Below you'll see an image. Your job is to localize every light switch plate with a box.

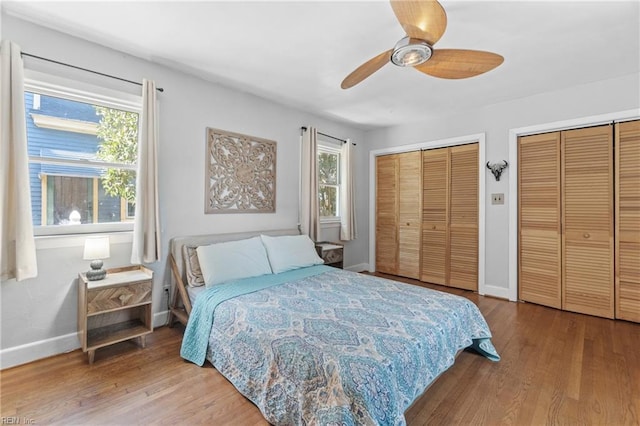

[491,193,504,205]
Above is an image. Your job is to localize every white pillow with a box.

[260,234,324,274]
[196,237,272,287]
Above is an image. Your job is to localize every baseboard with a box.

[1,310,172,370]
[482,284,513,301]
[153,310,169,328]
[345,263,369,273]
[0,332,80,370]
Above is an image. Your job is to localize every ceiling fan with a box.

[341,0,504,89]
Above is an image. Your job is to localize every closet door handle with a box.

[583,232,590,239]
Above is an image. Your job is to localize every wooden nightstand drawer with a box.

[315,241,344,269]
[323,248,343,264]
[87,281,152,314]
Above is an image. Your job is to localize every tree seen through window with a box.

[318,149,340,218]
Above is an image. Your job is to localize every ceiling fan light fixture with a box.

[391,37,433,67]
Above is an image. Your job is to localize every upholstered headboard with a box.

[169,228,300,287]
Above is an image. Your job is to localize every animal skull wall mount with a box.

[486,161,508,181]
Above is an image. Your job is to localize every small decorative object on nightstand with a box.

[315,241,344,269]
[78,265,153,364]
[83,236,110,281]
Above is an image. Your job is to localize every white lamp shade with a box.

[83,236,111,260]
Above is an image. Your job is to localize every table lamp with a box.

[83,236,110,281]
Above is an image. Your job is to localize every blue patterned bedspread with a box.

[181,266,499,426]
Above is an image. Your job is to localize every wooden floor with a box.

[2,274,639,425]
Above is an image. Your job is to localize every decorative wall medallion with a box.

[205,128,277,213]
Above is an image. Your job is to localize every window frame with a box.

[317,142,342,224]
[24,73,142,236]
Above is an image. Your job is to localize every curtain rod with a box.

[21,52,164,93]
[300,126,356,146]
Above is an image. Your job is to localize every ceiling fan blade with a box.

[415,49,504,79]
[341,49,393,89]
[390,0,447,45]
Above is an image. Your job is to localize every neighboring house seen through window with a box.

[24,86,141,235]
[318,143,341,221]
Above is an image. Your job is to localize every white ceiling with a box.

[3,1,640,130]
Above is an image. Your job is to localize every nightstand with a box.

[78,265,153,364]
[315,241,344,269]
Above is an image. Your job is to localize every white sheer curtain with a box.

[299,127,320,241]
[340,140,357,241]
[0,40,38,281]
[131,79,161,264]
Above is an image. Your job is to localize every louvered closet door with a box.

[518,132,562,308]
[562,125,614,318]
[398,151,422,279]
[376,155,399,274]
[449,144,478,290]
[616,120,640,322]
[421,148,448,285]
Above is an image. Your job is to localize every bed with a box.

[170,229,499,426]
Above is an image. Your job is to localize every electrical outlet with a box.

[163,287,170,311]
[491,193,504,205]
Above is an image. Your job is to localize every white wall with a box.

[0,14,368,368]
[362,71,640,299]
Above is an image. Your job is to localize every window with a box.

[318,144,341,221]
[24,82,141,235]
